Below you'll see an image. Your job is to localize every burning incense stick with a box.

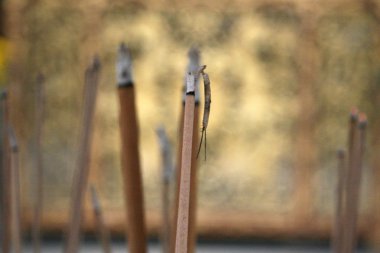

[333,149,345,253]
[117,43,146,253]
[8,126,21,253]
[343,113,367,253]
[175,72,196,253]
[65,57,101,253]
[171,48,201,253]
[1,90,11,253]
[33,73,45,253]
[156,126,174,253]
[90,186,112,253]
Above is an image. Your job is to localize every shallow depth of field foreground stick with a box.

[64,57,101,253]
[8,126,21,253]
[90,186,112,253]
[171,48,201,253]
[175,72,197,253]
[156,126,174,253]
[343,113,367,253]
[333,149,345,253]
[1,91,11,253]
[33,73,45,253]
[116,43,146,253]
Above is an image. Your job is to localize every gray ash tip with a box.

[117,42,133,86]
[92,55,101,70]
[36,73,45,84]
[1,90,7,100]
[336,149,345,159]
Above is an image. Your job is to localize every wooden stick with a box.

[1,91,11,253]
[171,47,201,253]
[188,104,199,253]
[33,73,45,253]
[332,149,345,253]
[343,113,367,253]
[117,43,147,253]
[64,57,101,253]
[8,126,21,253]
[175,72,196,253]
[156,126,174,253]
[90,186,112,253]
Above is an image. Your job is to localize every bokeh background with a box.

[1,0,380,246]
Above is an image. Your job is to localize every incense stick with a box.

[156,126,174,253]
[8,126,21,253]
[343,113,367,253]
[175,72,196,253]
[65,57,101,253]
[171,47,201,253]
[33,73,45,253]
[1,90,11,253]
[333,149,345,253]
[117,43,147,253]
[90,186,112,253]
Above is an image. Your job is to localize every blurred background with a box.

[1,0,380,250]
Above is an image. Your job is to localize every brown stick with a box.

[33,73,45,253]
[1,91,11,253]
[333,149,345,253]
[8,126,21,253]
[117,43,146,253]
[342,113,367,253]
[156,126,174,253]
[175,72,196,253]
[187,104,199,253]
[64,57,101,253]
[90,186,112,253]
[170,102,184,253]
[171,47,201,253]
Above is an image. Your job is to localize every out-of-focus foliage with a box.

[5,1,380,221]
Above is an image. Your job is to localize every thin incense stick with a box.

[341,108,359,253]
[117,43,146,253]
[33,73,45,253]
[90,186,112,253]
[333,149,345,253]
[1,91,11,253]
[64,57,101,253]
[8,126,21,253]
[175,72,196,253]
[343,113,367,253]
[171,47,201,253]
[156,126,174,253]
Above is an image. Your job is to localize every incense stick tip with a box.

[350,107,359,121]
[92,55,101,70]
[336,149,345,159]
[117,42,133,87]
[358,113,368,129]
[1,90,7,100]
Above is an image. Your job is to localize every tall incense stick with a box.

[8,126,21,253]
[175,72,196,253]
[1,91,11,253]
[64,57,101,253]
[33,73,45,253]
[117,43,147,253]
[171,47,201,253]
[333,149,345,253]
[156,126,174,253]
[90,186,112,253]
[343,113,367,253]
